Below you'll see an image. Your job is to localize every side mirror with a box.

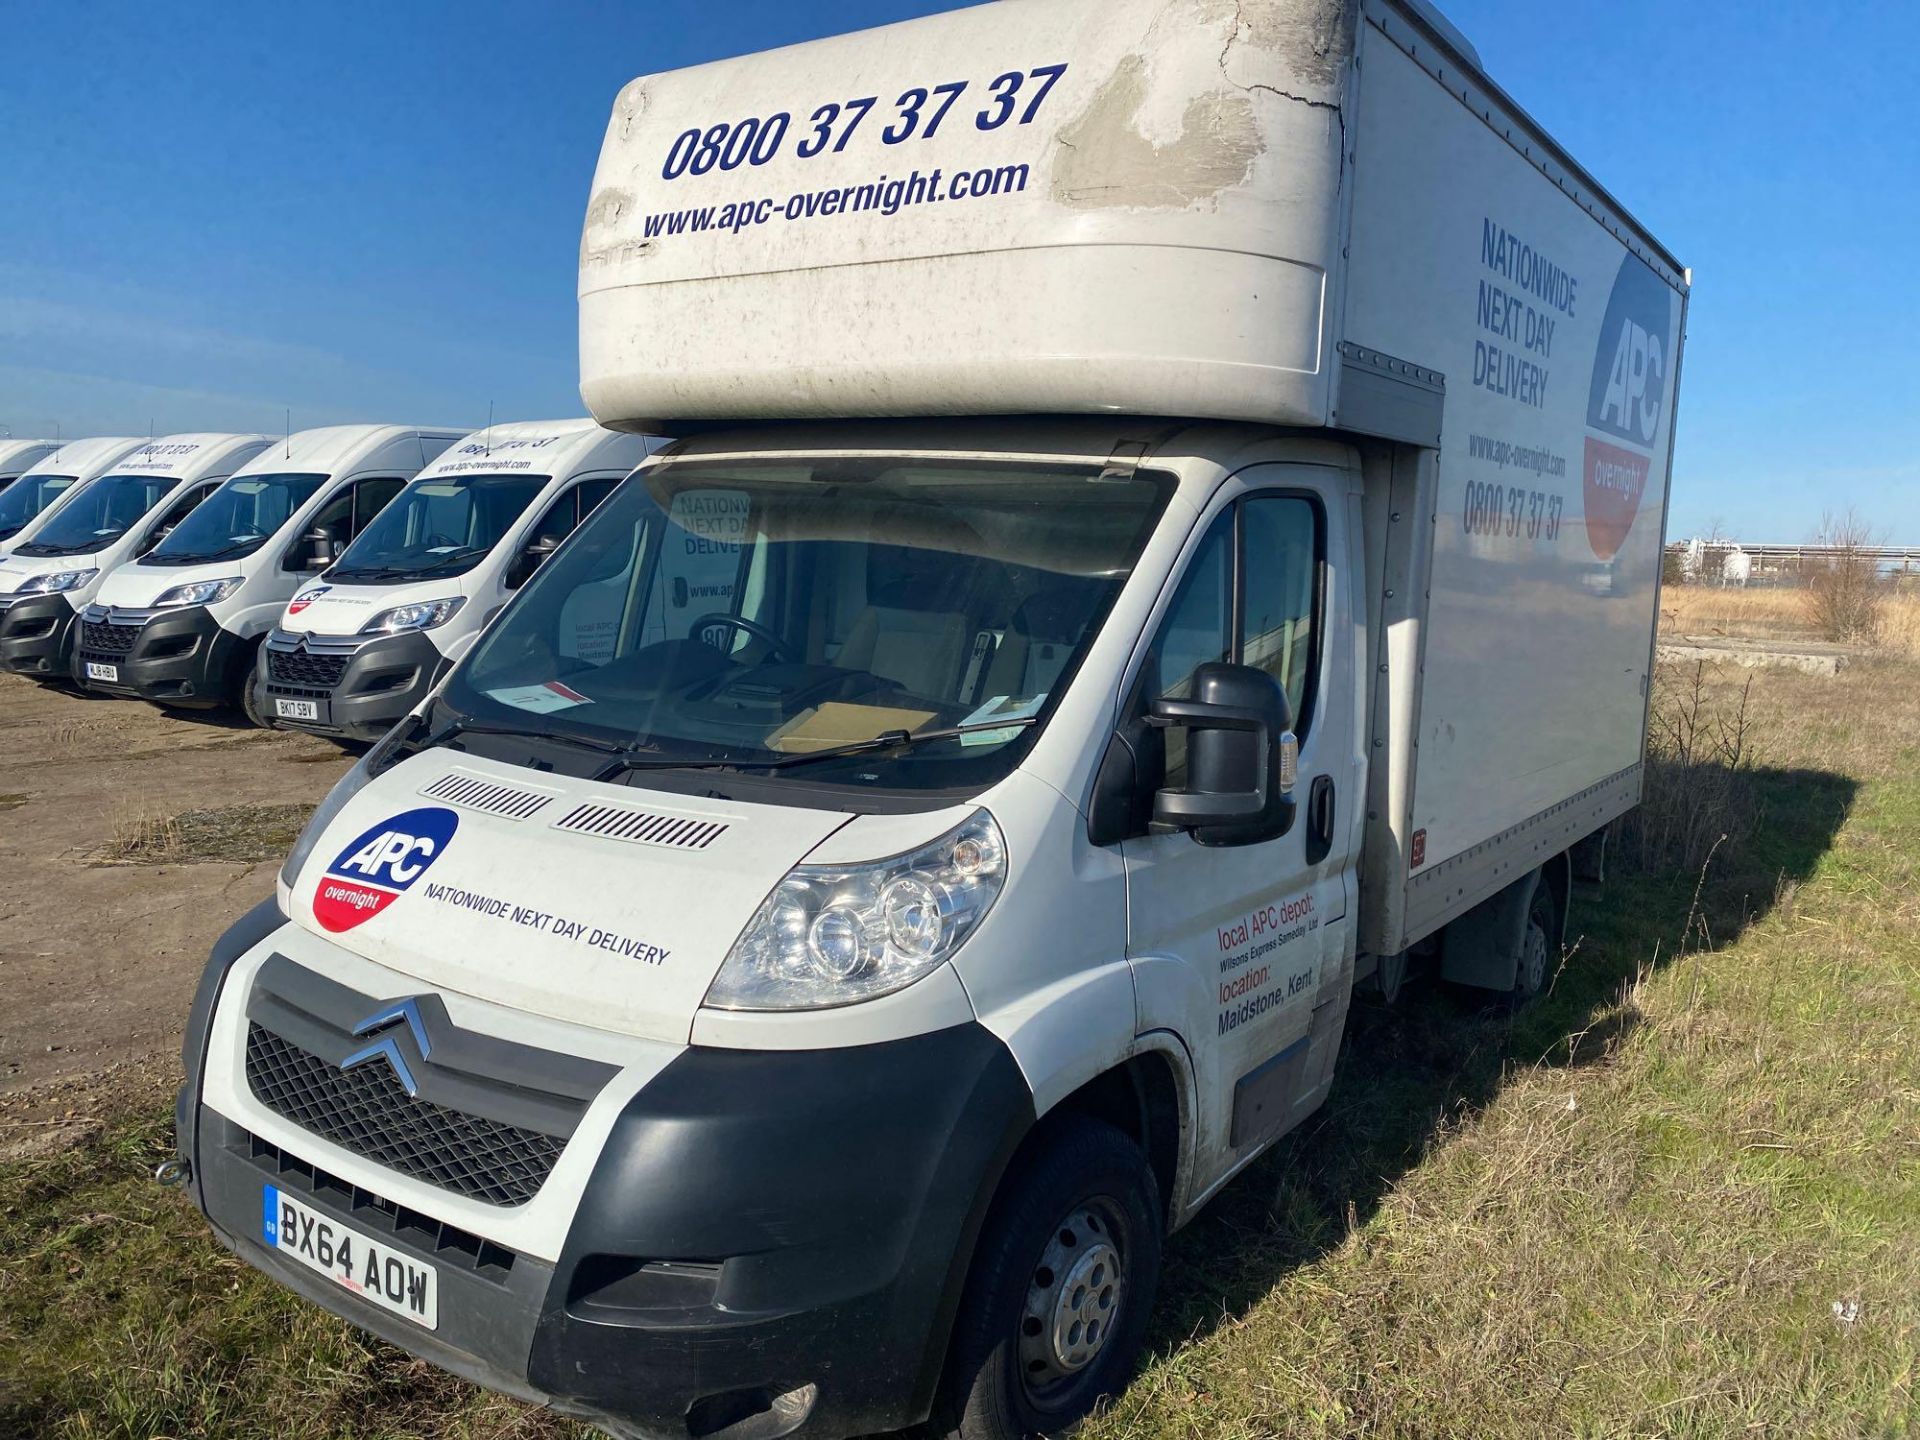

[1147,662,1297,846]
[297,528,339,570]
[507,535,561,589]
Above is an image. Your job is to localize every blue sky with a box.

[1,1,1913,541]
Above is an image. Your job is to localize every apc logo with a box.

[1582,256,1675,561]
[312,806,459,933]
[288,585,331,616]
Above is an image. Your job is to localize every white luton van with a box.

[171,2,1688,1437]
[0,436,145,554]
[254,420,657,742]
[76,425,464,717]
[0,433,272,681]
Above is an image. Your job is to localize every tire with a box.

[1509,878,1557,1006]
[239,647,270,729]
[936,1117,1163,1440]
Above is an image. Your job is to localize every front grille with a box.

[81,620,138,655]
[268,648,348,688]
[245,1024,564,1207]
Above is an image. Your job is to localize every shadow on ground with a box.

[1141,762,1857,1353]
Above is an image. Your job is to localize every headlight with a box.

[706,809,1007,1011]
[276,716,419,892]
[18,568,98,595]
[153,577,241,608]
[361,596,464,635]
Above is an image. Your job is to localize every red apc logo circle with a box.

[312,805,460,933]
[288,585,330,616]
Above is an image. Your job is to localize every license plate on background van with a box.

[85,662,118,682]
[275,698,320,721]
[262,1184,438,1328]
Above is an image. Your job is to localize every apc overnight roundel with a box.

[1582,255,1675,562]
[312,806,460,933]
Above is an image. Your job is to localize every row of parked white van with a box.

[0,421,657,740]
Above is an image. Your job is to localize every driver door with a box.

[1120,465,1361,1200]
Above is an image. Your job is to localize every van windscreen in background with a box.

[0,474,78,542]
[146,473,327,565]
[10,474,178,557]
[327,473,550,582]
[440,456,1172,796]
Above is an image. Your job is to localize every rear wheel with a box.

[937,1118,1162,1439]
[1510,879,1557,1005]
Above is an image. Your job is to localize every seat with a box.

[979,585,1099,700]
[836,605,970,697]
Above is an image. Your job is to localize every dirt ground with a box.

[0,671,352,1148]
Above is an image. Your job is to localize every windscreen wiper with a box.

[592,716,1041,782]
[429,714,626,757]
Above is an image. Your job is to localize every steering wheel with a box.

[421,532,462,551]
[690,611,791,663]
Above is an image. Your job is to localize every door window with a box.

[138,481,218,557]
[1132,494,1323,785]
[351,478,406,533]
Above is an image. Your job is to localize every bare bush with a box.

[1802,508,1886,643]
[1625,663,1758,876]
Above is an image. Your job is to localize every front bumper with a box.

[0,592,79,678]
[256,627,447,742]
[73,603,246,707]
[178,918,1033,1440]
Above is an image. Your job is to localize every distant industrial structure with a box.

[1670,537,1920,587]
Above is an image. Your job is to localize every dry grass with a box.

[92,804,314,866]
[4,661,1919,1439]
[1663,585,1920,657]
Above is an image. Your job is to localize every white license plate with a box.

[262,1184,438,1329]
[275,698,320,721]
[85,661,118,682]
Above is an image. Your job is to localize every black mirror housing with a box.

[1148,662,1297,847]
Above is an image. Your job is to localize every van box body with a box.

[175,4,1688,1438]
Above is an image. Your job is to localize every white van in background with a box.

[0,437,144,554]
[0,439,60,496]
[0,434,272,682]
[256,420,657,742]
[76,425,464,718]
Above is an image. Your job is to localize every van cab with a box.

[255,420,656,741]
[0,434,272,682]
[0,439,60,496]
[0,437,143,554]
[76,425,464,717]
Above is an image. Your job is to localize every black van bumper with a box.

[255,629,446,742]
[177,917,1033,1439]
[72,604,247,707]
[0,593,80,678]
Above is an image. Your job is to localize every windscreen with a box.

[328,473,550,582]
[443,456,1171,792]
[0,474,78,541]
[10,474,178,557]
[147,472,327,565]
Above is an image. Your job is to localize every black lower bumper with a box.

[0,593,80,678]
[73,604,248,707]
[179,919,1033,1439]
[256,629,446,742]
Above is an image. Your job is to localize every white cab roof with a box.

[0,440,59,476]
[99,432,274,482]
[19,437,148,483]
[413,418,655,483]
[233,424,469,478]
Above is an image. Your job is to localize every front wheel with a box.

[937,1118,1162,1439]
[239,647,270,729]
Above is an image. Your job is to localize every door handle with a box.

[1305,775,1335,865]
